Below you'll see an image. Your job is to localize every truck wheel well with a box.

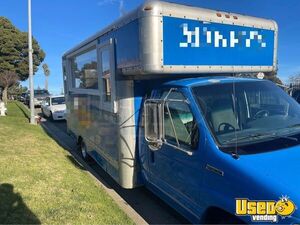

[201,207,245,224]
[77,136,83,145]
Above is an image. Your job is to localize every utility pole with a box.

[28,0,36,124]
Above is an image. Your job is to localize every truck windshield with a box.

[193,80,300,149]
[34,90,49,95]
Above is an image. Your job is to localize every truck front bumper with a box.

[52,112,66,120]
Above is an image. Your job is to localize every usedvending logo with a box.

[236,196,297,223]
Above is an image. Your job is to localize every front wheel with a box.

[49,111,54,121]
[215,213,245,224]
[41,108,45,117]
[204,209,245,224]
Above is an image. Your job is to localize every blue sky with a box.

[0,0,299,94]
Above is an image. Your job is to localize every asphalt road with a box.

[37,108,189,224]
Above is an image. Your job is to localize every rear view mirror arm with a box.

[163,88,177,101]
[165,102,180,147]
[164,142,194,156]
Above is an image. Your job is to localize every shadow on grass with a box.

[0,183,40,224]
[15,102,30,122]
[66,155,86,170]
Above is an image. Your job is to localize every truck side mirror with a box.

[144,99,164,150]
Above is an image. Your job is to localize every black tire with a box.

[41,108,45,117]
[204,209,245,224]
[79,140,92,162]
[49,111,54,121]
[215,213,245,224]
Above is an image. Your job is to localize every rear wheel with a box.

[79,140,92,162]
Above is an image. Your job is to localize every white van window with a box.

[71,48,98,89]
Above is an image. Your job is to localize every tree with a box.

[236,70,283,85]
[289,73,300,86]
[42,63,50,90]
[0,17,45,103]
[264,70,283,85]
[8,83,23,99]
[0,71,19,104]
[21,86,28,93]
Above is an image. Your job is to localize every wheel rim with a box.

[81,143,87,158]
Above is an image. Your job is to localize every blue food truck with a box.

[63,1,300,224]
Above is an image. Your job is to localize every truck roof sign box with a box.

[163,17,275,67]
[64,1,278,76]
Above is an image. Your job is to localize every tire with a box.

[79,140,92,162]
[215,213,245,224]
[49,111,54,121]
[41,108,45,117]
[204,209,245,224]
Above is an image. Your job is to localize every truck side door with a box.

[144,88,205,219]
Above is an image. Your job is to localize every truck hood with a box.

[50,104,66,111]
[239,145,300,210]
[241,146,300,189]
[35,94,49,98]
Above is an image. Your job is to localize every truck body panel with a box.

[63,1,278,76]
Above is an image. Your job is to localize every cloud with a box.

[119,0,125,16]
[97,0,125,16]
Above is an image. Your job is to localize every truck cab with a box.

[141,77,300,224]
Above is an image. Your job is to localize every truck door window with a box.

[162,91,198,149]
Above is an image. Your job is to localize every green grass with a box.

[0,101,134,225]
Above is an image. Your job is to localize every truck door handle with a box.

[205,164,224,176]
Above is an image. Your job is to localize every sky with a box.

[0,0,299,94]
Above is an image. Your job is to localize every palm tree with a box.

[42,63,50,91]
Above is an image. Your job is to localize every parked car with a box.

[19,92,28,103]
[41,95,66,121]
[26,89,50,107]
